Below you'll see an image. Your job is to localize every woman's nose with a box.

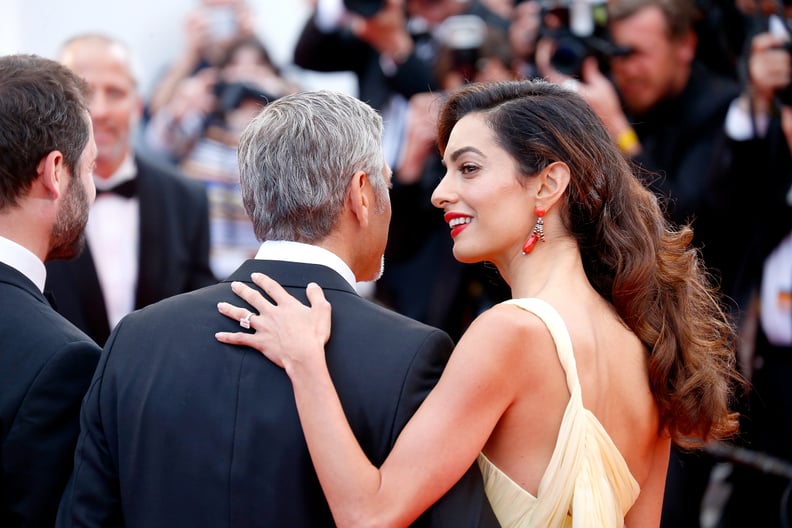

[430,176,451,209]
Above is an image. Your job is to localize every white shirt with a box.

[254,240,357,289]
[0,235,46,292]
[87,154,139,329]
[760,231,792,346]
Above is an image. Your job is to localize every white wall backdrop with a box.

[0,0,355,98]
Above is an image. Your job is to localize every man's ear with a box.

[35,150,67,200]
[536,161,570,208]
[347,170,371,228]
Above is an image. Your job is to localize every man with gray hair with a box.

[57,90,497,527]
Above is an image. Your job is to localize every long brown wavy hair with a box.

[436,79,741,447]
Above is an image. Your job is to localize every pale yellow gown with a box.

[477,298,641,527]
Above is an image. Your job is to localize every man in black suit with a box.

[57,90,497,527]
[0,54,102,528]
[45,34,216,346]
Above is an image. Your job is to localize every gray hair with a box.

[238,90,386,242]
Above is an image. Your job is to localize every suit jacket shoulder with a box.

[0,263,100,527]
[61,260,496,527]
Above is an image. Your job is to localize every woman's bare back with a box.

[477,292,667,521]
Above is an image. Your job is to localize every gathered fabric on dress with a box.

[477,298,641,528]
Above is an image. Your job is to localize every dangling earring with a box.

[522,206,546,255]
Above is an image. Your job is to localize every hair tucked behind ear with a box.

[437,79,741,447]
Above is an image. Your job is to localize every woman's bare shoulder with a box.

[456,301,561,372]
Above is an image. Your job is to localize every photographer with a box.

[375,20,516,342]
[145,35,299,278]
[537,1,741,524]
[293,0,508,161]
[291,0,509,319]
[537,0,739,278]
[145,35,296,164]
[146,0,256,119]
[716,6,792,524]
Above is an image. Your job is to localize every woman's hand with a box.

[215,273,332,374]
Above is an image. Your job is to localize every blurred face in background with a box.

[608,5,695,115]
[60,37,143,179]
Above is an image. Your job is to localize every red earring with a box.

[522,206,546,255]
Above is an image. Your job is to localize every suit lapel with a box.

[72,245,112,343]
[135,160,164,309]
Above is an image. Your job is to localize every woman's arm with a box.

[216,273,519,527]
[624,435,670,527]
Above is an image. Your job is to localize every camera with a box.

[539,0,631,78]
[342,0,386,18]
[213,81,275,113]
[435,15,489,82]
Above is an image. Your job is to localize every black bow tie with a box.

[97,178,137,199]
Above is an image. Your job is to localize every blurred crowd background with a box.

[0,0,355,97]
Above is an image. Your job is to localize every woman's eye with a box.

[460,164,478,174]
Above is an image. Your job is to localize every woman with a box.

[216,79,740,527]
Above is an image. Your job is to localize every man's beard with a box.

[47,174,90,261]
[375,254,385,282]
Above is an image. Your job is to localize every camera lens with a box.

[551,36,588,77]
[342,0,386,17]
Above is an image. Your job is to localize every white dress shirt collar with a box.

[0,235,46,292]
[254,240,357,289]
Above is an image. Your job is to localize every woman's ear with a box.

[536,161,570,208]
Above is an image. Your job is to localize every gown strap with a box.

[498,297,641,527]
[502,298,581,399]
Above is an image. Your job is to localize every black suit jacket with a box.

[45,154,216,346]
[0,262,101,528]
[57,259,498,527]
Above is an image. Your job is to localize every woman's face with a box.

[432,113,536,267]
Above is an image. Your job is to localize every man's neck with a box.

[95,150,133,180]
[0,213,48,262]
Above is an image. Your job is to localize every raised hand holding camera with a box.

[536,0,631,79]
